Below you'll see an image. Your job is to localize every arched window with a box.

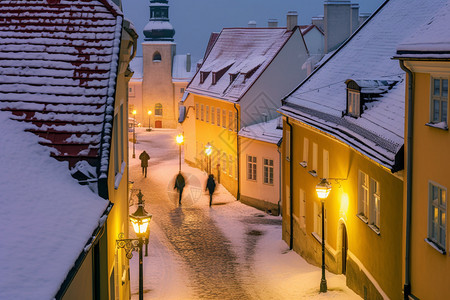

[155,103,163,116]
[153,52,161,62]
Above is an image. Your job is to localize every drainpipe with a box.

[285,117,294,250]
[277,144,282,216]
[399,60,414,300]
[234,103,241,200]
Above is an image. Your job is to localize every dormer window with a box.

[230,73,238,83]
[346,79,362,118]
[200,71,210,84]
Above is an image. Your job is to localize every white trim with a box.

[114,161,127,190]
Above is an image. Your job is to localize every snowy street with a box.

[128,128,360,299]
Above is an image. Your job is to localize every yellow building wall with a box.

[62,250,94,300]
[281,117,403,300]
[403,61,450,300]
[193,94,239,196]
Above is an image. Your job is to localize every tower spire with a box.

[143,0,175,41]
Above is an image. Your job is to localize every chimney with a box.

[350,3,359,34]
[286,11,298,31]
[268,18,278,28]
[186,53,191,73]
[248,20,257,28]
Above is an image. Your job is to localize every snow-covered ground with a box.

[128,127,360,299]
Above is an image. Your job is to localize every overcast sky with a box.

[122,0,385,62]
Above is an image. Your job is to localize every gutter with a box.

[399,60,414,300]
[285,117,294,249]
[55,202,113,299]
[234,103,240,200]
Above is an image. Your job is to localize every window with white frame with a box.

[323,149,329,179]
[263,158,274,185]
[206,105,209,123]
[348,90,360,117]
[196,103,199,119]
[301,137,309,167]
[430,78,448,124]
[216,108,221,127]
[234,112,238,132]
[247,155,257,181]
[211,106,215,124]
[201,104,204,121]
[358,171,369,220]
[222,153,227,173]
[300,188,306,229]
[428,182,446,250]
[228,154,233,176]
[222,110,226,128]
[155,103,163,116]
[370,178,380,230]
[228,111,233,131]
[314,201,327,239]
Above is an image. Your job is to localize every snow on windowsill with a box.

[114,161,127,190]
[299,161,307,168]
[424,238,446,255]
[356,214,369,224]
[368,224,380,235]
[426,122,448,130]
[308,170,318,177]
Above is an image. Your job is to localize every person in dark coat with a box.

[139,150,150,177]
[206,174,216,207]
[174,172,185,205]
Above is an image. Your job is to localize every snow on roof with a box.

[130,56,144,79]
[0,111,108,299]
[239,117,283,144]
[187,28,293,102]
[280,0,448,171]
[0,0,123,170]
[172,54,196,81]
[395,1,450,58]
[300,24,323,36]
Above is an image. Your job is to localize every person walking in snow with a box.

[139,150,150,178]
[174,172,185,205]
[206,174,216,207]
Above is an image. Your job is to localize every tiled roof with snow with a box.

[280,0,448,171]
[395,1,450,59]
[0,111,109,299]
[172,54,195,81]
[187,28,293,102]
[300,24,323,36]
[0,0,123,173]
[239,117,283,144]
[130,56,143,80]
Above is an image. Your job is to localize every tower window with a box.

[155,103,163,116]
[153,52,162,62]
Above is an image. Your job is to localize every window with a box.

[201,104,204,121]
[155,103,163,116]
[430,78,448,124]
[263,158,274,185]
[358,171,369,220]
[228,155,233,176]
[428,182,446,250]
[323,149,329,179]
[234,112,238,132]
[314,201,327,239]
[228,111,233,131]
[310,142,318,177]
[114,114,119,174]
[129,86,135,97]
[180,88,185,93]
[120,105,124,163]
[222,153,227,173]
[300,188,306,229]
[222,110,226,128]
[247,155,257,181]
[152,51,161,62]
[206,105,209,123]
[216,108,221,127]
[211,107,215,124]
[370,179,380,230]
[301,137,309,167]
[348,90,360,117]
[196,103,199,119]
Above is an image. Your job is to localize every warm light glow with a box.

[148,110,152,115]
[340,193,349,217]
[316,178,331,199]
[129,205,152,237]
[176,134,184,145]
[132,110,137,115]
[205,143,212,156]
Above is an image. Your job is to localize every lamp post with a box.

[117,190,152,300]
[205,142,212,174]
[316,178,331,293]
[176,133,184,173]
[147,110,152,132]
[132,110,137,158]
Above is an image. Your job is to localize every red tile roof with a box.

[0,0,123,170]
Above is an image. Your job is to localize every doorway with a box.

[341,224,348,274]
[155,120,162,128]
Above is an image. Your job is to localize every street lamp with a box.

[316,178,331,293]
[146,110,152,132]
[117,190,152,300]
[176,133,184,173]
[132,110,137,158]
[205,142,212,174]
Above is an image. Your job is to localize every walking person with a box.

[139,150,150,178]
[174,172,185,205]
[206,174,216,207]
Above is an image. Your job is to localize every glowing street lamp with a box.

[116,190,152,300]
[176,134,184,172]
[316,178,331,293]
[147,110,152,131]
[205,143,212,174]
[132,110,137,158]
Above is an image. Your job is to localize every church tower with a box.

[142,0,177,128]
